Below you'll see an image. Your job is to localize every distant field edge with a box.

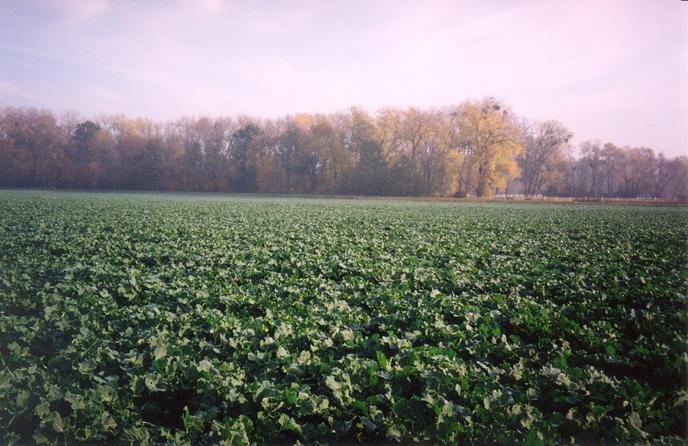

[1,187,687,206]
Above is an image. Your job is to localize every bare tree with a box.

[519,120,571,196]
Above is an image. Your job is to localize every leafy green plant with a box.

[0,191,686,444]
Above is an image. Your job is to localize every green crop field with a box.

[1,191,686,445]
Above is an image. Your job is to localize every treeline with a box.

[1,99,686,198]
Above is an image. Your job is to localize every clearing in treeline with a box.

[0,190,686,445]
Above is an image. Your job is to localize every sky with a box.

[0,0,686,156]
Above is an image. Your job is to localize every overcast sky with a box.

[0,0,686,155]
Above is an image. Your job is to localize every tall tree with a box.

[519,120,571,197]
[663,156,688,199]
[230,123,262,192]
[454,98,523,197]
[310,116,352,193]
[618,147,656,197]
[600,143,622,196]
[0,108,66,187]
[579,141,604,197]
[349,108,389,195]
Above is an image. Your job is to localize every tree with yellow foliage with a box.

[453,98,523,197]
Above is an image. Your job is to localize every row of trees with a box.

[1,99,686,198]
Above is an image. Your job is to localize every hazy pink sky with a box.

[0,0,686,155]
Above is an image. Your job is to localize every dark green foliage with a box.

[70,121,101,165]
[0,191,686,445]
[230,124,262,193]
